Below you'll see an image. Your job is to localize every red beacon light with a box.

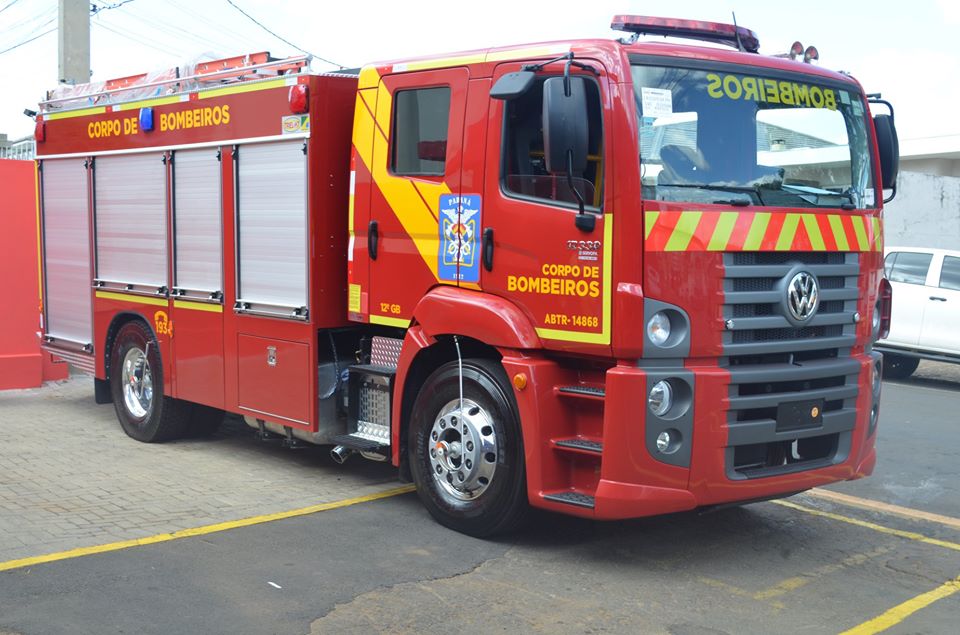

[611,15,760,53]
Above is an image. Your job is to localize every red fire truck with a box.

[34,16,898,536]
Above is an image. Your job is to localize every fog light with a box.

[647,312,671,346]
[648,380,673,416]
[656,430,672,453]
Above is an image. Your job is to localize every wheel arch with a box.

[393,327,506,480]
[103,311,159,384]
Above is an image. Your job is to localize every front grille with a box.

[722,252,860,355]
[722,251,862,479]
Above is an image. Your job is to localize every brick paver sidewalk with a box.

[0,377,400,563]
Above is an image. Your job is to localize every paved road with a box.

[1,361,958,635]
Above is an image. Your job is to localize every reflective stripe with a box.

[645,210,882,252]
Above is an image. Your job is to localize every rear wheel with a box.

[109,320,188,442]
[409,358,528,537]
[882,353,919,380]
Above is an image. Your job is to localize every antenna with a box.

[731,12,746,52]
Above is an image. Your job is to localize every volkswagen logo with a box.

[787,271,819,322]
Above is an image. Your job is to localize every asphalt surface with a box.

[1,360,958,635]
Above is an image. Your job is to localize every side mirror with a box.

[873,113,899,192]
[542,76,588,175]
[490,71,535,100]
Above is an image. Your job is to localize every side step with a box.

[543,491,596,509]
[330,433,389,453]
[555,385,605,400]
[553,437,603,455]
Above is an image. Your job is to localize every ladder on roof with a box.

[41,52,310,112]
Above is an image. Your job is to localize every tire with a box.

[109,320,188,443]
[882,353,919,380]
[185,403,225,438]
[408,358,529,537]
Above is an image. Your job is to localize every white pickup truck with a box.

[878,247,960,378]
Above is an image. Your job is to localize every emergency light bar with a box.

[612,15,760,53]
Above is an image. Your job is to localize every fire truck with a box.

[33,16,898,536]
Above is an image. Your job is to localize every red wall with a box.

[0,158,68,389]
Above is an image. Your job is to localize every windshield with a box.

[632,64,875,209]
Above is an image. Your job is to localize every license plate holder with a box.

[776,398,824,432]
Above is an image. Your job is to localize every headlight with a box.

[647,312,671,346]
[648,380,673,416]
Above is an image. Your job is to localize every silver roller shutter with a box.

[236,141,308,315]
[94,153,167,288]
[173,149,222,296]
[42,159,92,345]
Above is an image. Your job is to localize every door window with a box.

[501,76,604,209]
[391,87,451,177]
[887,252,932,285]
[939,255,960,291]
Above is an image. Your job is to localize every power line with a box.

[223,0,342,68]
[0,25,55,56]
[0,0,22,17]
[90,0,137,16]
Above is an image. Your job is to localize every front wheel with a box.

[409,358,528,537]
[882,353,919,380]
[109,320,188,442]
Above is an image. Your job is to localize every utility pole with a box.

[58,0,90,85]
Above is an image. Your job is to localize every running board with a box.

[543,491,596,509]
[553,437,603,455]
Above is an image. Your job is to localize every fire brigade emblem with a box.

[438,194,482,283]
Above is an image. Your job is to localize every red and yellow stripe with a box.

[644,210,882,252]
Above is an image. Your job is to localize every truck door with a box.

[478,62,612,352]
[362,67,470,326]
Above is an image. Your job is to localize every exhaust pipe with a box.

[330,445,354,465]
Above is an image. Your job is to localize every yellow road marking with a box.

[839,576,960,635]
[772,499,960,552]
[808,489,960,531]
[753,546,893,600]
[0,485,414,573]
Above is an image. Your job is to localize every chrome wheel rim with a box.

[121,346,153,419]
[429,398,498,501]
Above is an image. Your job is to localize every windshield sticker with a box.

[839,90,851,105]
[705,73,838,110]
[852,100,864,116]
[641,87,673,118]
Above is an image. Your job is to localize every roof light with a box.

[288,84,308,114]
[611,15,760,53]
[139,107,154,132]
[789,41,804,60]
[34,120,45,143]
[803,45,819,64]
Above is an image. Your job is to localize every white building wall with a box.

[884,171,960,251]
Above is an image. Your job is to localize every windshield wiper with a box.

[658,182,763,205]
[781,184,856,209]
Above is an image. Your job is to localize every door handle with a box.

[929,296,947,301]
[482,227,494,272]
[368,220,379,260]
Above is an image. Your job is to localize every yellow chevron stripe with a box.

[851,216,869,251]
[708,211,738,251]
[644,211,659,239]
[872,217,883,252]
[743,212,771,250]
[664,211,702,251]
[828,215,849,250]
[775,213,800,250]
[801,214,826,251]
